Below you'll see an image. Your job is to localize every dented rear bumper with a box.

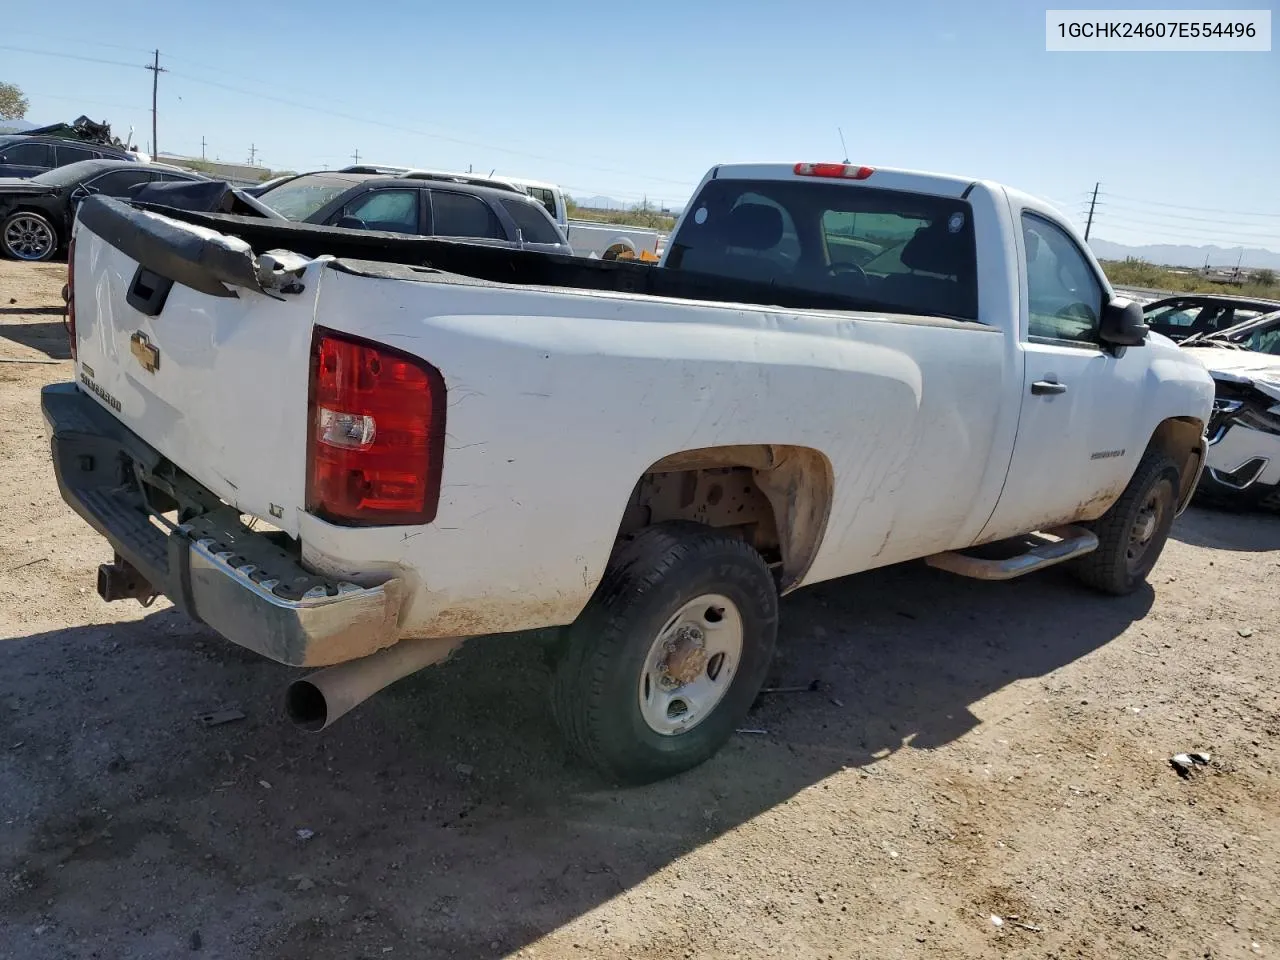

[42,382,403,667]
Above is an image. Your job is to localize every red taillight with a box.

[64,235,77,361]
[793,162,874,180]
[306,328,447,526]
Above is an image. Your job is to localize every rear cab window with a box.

[666,178,978,321]
[526,186,559,220]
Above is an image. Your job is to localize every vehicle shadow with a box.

[0,319,71,360]
[1172,504,1280,552]
[0,561,1151,959]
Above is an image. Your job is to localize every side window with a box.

[0,141,54,167]
[1144,301,1205,330]
[55,143,98,166]
[431,191,504,239]
[1225,307,1265,328]
[87,170,154,196]
[499,199,562,244]
[335,189,419,234]
[1022,213,1104,344]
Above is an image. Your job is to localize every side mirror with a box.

[335,216,366,230]
[1099,296,1147,347]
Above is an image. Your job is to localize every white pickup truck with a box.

[45,160,1214,784]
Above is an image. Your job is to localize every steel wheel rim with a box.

[4,216,54,260]
[1126,485,1169,572]
[638,593,743,736]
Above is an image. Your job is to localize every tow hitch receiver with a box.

[97,554,158,605]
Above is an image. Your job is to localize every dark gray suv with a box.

[0,135,143,178]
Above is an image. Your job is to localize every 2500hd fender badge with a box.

[130,331,160,374]
[80,372,121,412]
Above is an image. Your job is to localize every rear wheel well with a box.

[614,444,833,592]
[1145,416,1205,505]
[601,241,636,261]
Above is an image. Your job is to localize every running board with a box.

[924,525,1099,581]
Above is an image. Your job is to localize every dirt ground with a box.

[0,257,1277,960]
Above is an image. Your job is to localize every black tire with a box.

[1,211,59,262]
[1070,449,1180,595]
[552,523,778,784]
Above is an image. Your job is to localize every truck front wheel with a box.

[552,523,778,784]
[1070,449,1180,596]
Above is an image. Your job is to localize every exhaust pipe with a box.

[285,636,462,732]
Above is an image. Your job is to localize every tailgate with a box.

[70,197,324,537]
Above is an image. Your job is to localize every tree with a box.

[0,81,28,121]
[1254,268,1276,287]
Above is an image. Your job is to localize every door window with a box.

[87,169,154,196]
[336,189,420,233]
[0,141,54,167]
[431,191,504,239]
[55,143,99,165]
[1022,213,1104,344]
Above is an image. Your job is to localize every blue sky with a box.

[3,0,1277,252]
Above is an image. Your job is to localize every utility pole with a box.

[201,136,207,160]
[1083,181,1100,241]
[351,148,360,165]
[145,50,166,159]
[248,143,258,165]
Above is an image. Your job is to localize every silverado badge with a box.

[130,331,160,374]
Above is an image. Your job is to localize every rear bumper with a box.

[42,382,404,666]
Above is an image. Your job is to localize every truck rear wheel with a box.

[552,523,778,784]
[1070,449,1180,596]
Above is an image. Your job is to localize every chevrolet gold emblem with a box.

[130,331,160,374]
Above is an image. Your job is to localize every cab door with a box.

[978,211,1144,541]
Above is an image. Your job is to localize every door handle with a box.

[1031,380,1067,396]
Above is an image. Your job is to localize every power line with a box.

[9,42,698,192]
[1092,216,1279,246]
[1095,208,1280,237]
[1102,192,1280,219]
[0,44,143,71]
[1092,199,1280,227]
[4,29,154,56]
[163,69,694,188]
[28,91,148,112]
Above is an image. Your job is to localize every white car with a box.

[1182,309,1280,508]
[46,159,1213,783]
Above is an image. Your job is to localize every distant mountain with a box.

[570,194,684,215]
[1089,237,1280,270]
[0,119,38,134]
[572,195,631,211]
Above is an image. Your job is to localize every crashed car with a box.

[1143,294,1280,342]
[1182,309,1280,509]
